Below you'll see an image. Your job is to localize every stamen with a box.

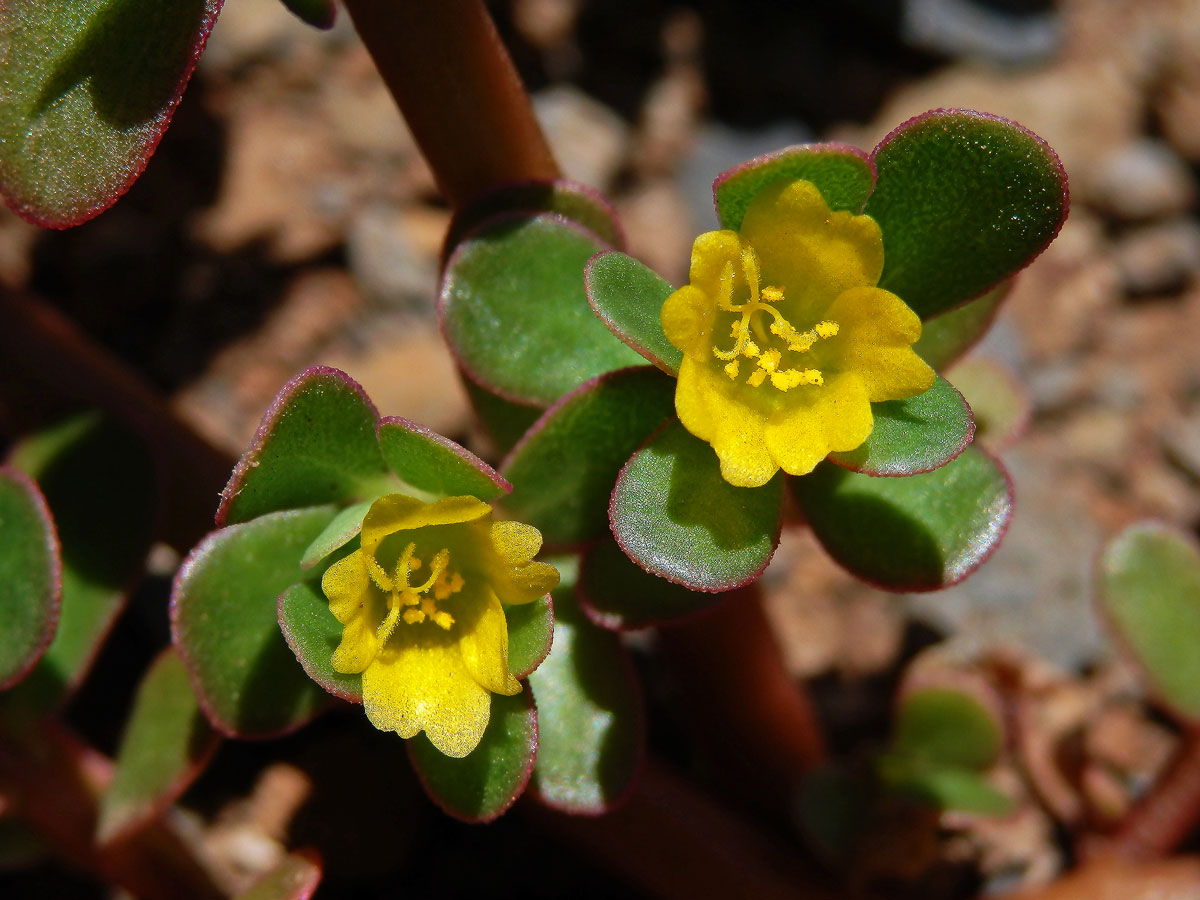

[747,369,766,387]
[724,359,740,380]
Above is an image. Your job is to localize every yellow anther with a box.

[803,368,824,386]
[815,320,839,339]
[433,569,465,601]
[402,608,425,625]
[747,369,766,387]
[742,341,760,359]
[770,371,792,391]
[432,611,455,631]
[761,285,785,303]
[759,349,781,373]
[724,359,740,380]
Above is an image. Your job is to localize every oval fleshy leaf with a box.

[96,647,220,845]
[235,851,322,900]
[0,0,223,227]
[577,539,721,630]
[529,572,643,814]
[943,357,1030,453]
[217,367,390,526]
[298,499,373,570]
[461,376,544,458]
[277,581,363,705]
[1099,522,1200,720]
[0,467,60,690]
[408,691,537,823]
[277,0,335,29]
[792,446,1013,591]
[506,594,553,679]
[501,367,675,546]
[171,506,339,738]
[912,282,1010,370]
[827,376,974,477]
[892,688,1003,770]
[867,109,1068,320]
[376,417,509,502]
[714,143,876,230]
[584,251,680,375]
[609,419,784,592]
[5,413,156,709]
[439,214,646,407]
[443,179,624,260]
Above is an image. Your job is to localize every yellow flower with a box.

[661,179,935,487]
[321,494,558,757]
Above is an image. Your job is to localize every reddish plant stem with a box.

[1096,725,1200,859]
[0,290,233,551]
[341,0,559,210]
[659,583,827,811]
[0,719,224,900]
[526,759,839,900]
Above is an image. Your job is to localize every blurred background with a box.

[4,0,1200,895]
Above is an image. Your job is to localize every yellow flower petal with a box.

[740,180,884,313]
[662,285,717,359]
[826,287,934,400]
[361,630,492,758]
[322,549,372,624]
[687,229,742,298]
[331,614,379,674]
[763,372,874,476]
[488,521,559,605]
[361,494,491,557]
[457,592,521,696]
[675,355,776,487]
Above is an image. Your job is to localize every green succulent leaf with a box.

[828,376,974,476]
[0,467,60,690]
[529,572,643,814]
[298,500,373,571]
[376,417,508,502]
[882,761,1014,816]
[913,282,1009,370]
[714,143,877,229]
[506,594,554,679]
[408,691,537,823]
[277,580,363,705]
[277,0,335,29]
[172,506,338,737]
[461,377,544,458]
[944,357,1030,452]
[96,647,220,845]
[584,251,681,374]
[792,446,1012,591]
[501,367,675,546]
[444,179,624,258]
[609,419,784,592]
[1099,522,1200,720]
[235,851,322,900]
[0,0,223,227]
[440,214,645,407]
[892,688,1003,769]
[867,109,1068,320]
[5,413,156,709]
[577,539,721,630]
[217,367,391,526]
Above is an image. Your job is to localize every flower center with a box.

[710,247,839,392]
[367,541,465,643]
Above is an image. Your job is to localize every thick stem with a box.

[0,290,233,551]
[1096,725,1200,859]
[525,759,839,900]
[659,583,827,812]
[342,0,559,209]
[0,719,224,900]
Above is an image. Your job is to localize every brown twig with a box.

[1090,724,1200,860]
[341,0,559,210]
[0,289,233,551]
[525,758,839,900]
[659,583,827,813]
